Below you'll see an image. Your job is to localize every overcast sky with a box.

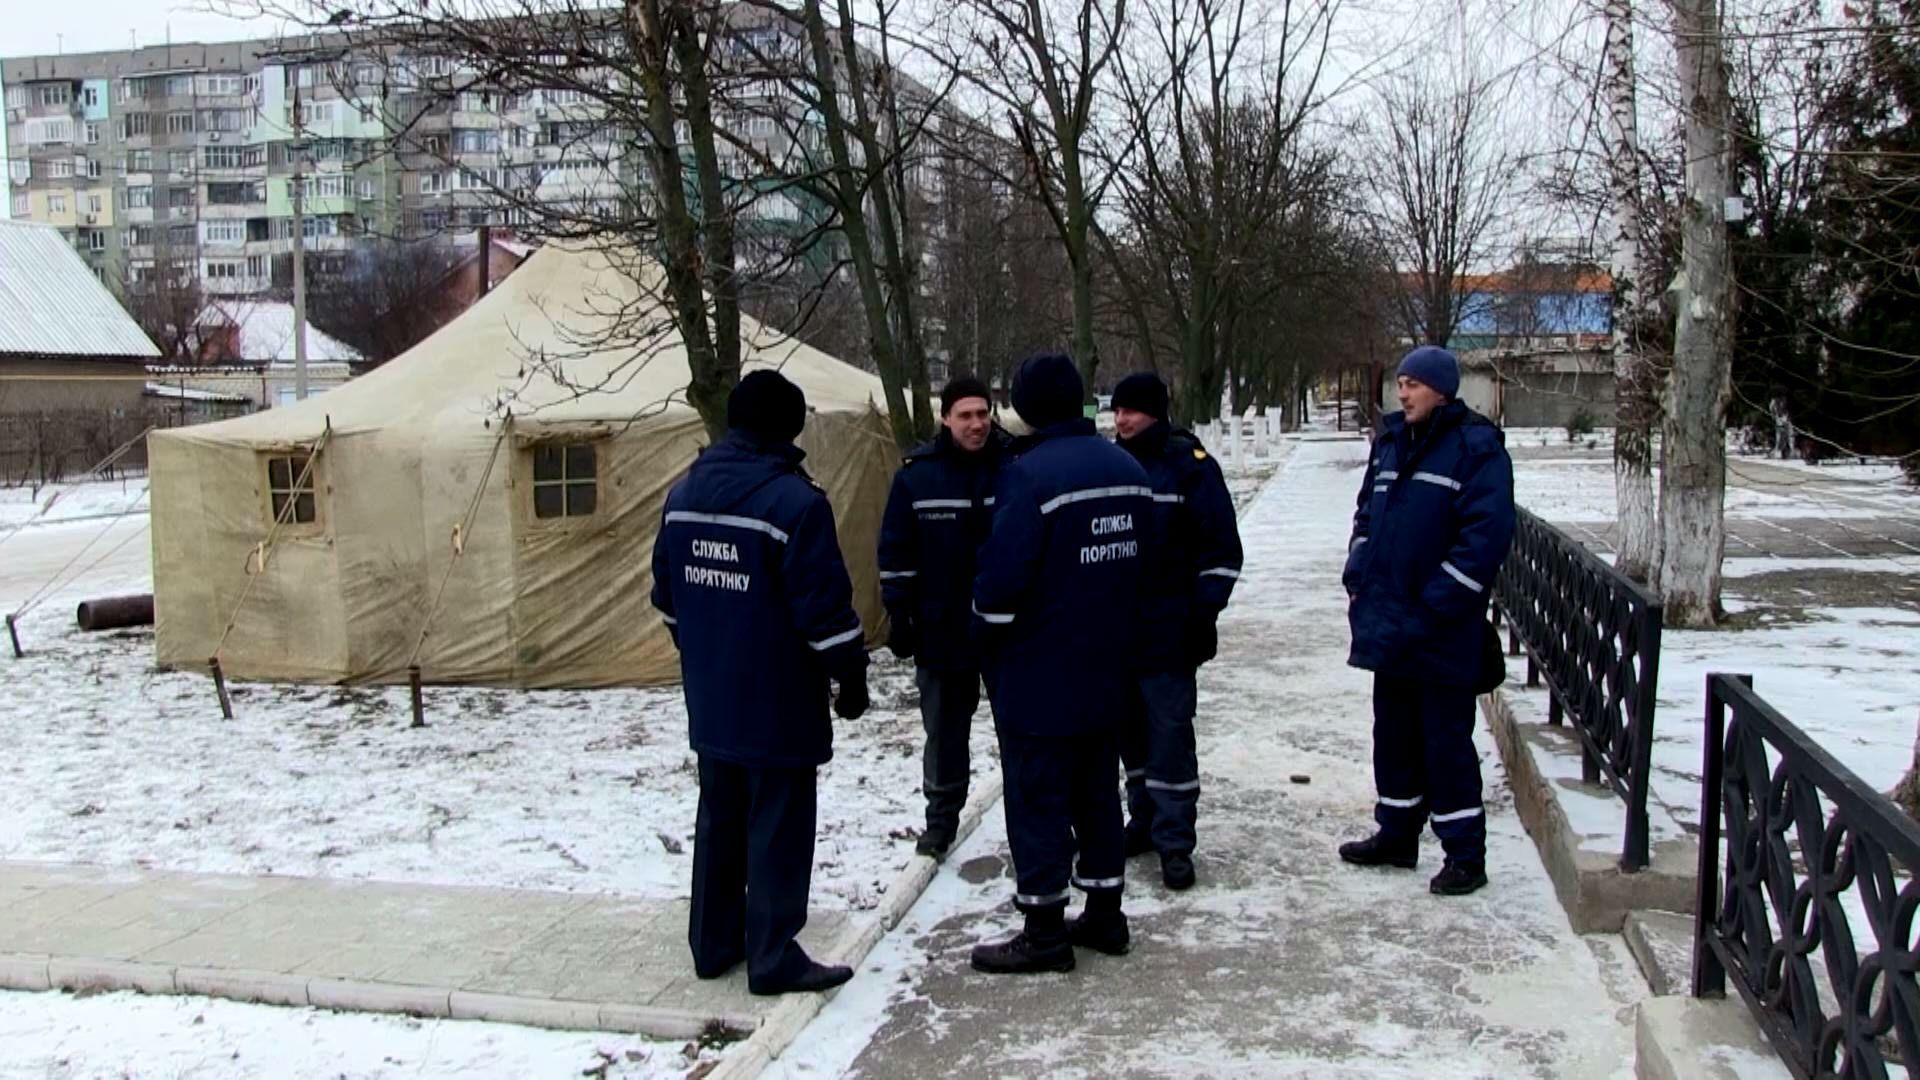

[3,2,290,59]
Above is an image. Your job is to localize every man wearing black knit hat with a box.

[877,375,1011,860]
[1109,371,1244,890]
[969,353,1152,974]
[650,369,867,995]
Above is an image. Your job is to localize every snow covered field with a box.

[1506,450,1920,851]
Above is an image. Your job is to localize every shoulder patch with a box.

[1193,448,1208,461]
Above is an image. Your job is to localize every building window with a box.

[49,159,74,178]
[203,219,244,244]
[166,112,195,135]
[27,118,74,144]
[531,443,597,519]
[169,149,194,174]
[87,230,106,251]
[4,87,25,109]
[82,85,100,109]
[206,259,242,280]
[38,84,71,107]
[121,113,150,138]
[6,160,26,185]
[266,454,317,524]
[84,121,100,145]
[128,149,152,172]
[247,254,267,278]
[86,158,102,179]
[48,194,67,214]
[169,223,195,245]
[166,75,193,97]
[87,193,103,214]
[356,176,376,200]
[9,193,27,217]
[123,185,153,209]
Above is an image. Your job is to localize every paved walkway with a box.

[776,436,1648,1079]
[0,860,846,1039]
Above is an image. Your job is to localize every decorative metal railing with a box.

[1491,507,1663,870]
[1693,673,1920,1079]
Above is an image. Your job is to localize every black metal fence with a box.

[1693,673,1920,1079]
[1491,506,1663,870]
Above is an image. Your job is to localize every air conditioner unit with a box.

[534,107,548,118]
[84,213,98,224]
[208,132,222,142]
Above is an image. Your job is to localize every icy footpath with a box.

[771,435,1647,1079]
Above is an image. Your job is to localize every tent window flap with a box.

[531,442,597,519]
[266,453,317,524]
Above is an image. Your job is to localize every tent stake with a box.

[5,614,20,658]
[210,657,234,720]
[408,665,426,728]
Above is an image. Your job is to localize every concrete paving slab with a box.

[1623,910,1697,998]
[1634,995,1790,1080]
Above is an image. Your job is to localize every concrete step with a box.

[1634,995,1790,1080]
[1623,909,1695,997]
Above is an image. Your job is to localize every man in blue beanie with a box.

[970,352,1151,973]
[1338,346,1514,896]
[1108,371,1243,891]
[650,369,866,994]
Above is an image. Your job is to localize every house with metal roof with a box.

[0,218,160,482]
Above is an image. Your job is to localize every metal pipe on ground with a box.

[75,594,155,632]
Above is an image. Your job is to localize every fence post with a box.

[1692,673,1736,998]
[1622,603,1663,871]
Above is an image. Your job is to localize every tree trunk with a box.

[1661,0,1733,627]
[1605,0,1659,585]
[1892,711,1920,821]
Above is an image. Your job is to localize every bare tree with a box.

[1659,0,1735,627]
[118,238,204,363]
[303,237,467,366]
[1603,0,1661,585]
[928,0,1131,395]
[1365,61,1514,349]
[1103,0,1341,422]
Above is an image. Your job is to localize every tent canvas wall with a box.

[149,244,896,688]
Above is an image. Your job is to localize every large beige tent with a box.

[150,244,896,688]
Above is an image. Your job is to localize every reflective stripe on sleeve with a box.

[1431,806,1484,823]
[808,627,863,652]
[972,602,1014,625]
[1412,471,1462,491]
[664,510,789,543]
[1440,561,1484,594]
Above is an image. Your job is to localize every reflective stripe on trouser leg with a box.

[916,666,979,835]
[1420,685,1486,863]
[1120,679,1153,837]
[1371,673,1429,839]
[1140,669,1200,856]
[999,731,1077,911]
[1068,727,1126,898]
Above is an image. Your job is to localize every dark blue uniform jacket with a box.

[876,426,1011,672]
[973,418,1154,737]
[650,433,867,768]
[1117,420,1245,670]
[1344,400,1515,687]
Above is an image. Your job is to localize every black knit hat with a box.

[727,370,807,443]
[1110,371,1169,420]
[940,375,992,416]
[1011,352,1084,428]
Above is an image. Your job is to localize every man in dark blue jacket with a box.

[1338,346,1515,897]
[970,353,1152,974]
[650,370,868,994]
[877,375,1010,860]
[1109,372,1244,890]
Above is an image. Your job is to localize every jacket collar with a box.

[1118,418,1172,458]
[909,423,1012,463]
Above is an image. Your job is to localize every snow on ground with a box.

[0,477,151,531]
[1512,455,1918,523]
[0,988,724,1080]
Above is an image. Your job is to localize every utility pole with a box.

[1604,0,1658,585]
[291,75,310,402]
[1661,0,1734,627]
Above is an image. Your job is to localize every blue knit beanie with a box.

[1396,346,1460,401]
[1011,352,1085,428]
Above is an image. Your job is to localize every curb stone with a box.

[706,773,1007,1080]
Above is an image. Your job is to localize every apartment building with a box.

[4,17,949,319]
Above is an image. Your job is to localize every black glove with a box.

[834,674,870,720]
[1186,614,1219,667]
[887,616,917,660]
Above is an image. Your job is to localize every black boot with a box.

[971,906,1075,975]
[916,823,955,860]
[1160,852,1196,891]
[1429,861,1488,896]
[1338,831,1418,869]
[1069,890,1130,956]
[748,957,854,996]
[1123,823,1154,858]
